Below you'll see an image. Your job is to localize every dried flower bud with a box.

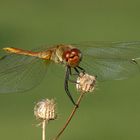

[34,99,57,121]
[76,73,96,93]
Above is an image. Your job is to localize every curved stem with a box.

[54,92,85,140]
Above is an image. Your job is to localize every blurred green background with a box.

[0,0,140,140]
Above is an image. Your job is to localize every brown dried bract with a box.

[34,99,57,121]
[76,73,96,93]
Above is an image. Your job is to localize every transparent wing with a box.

[0,50,50,93]
[73,41,140,81]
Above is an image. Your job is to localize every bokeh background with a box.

[0,0,140,140]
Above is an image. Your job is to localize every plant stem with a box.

[54,92,85,140]
[42,120,46,140]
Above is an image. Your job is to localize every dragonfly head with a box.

[63,48,82,67]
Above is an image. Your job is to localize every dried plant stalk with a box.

[54,92,84,140]
[34,99,57,140]
[42,120,47,140]
[54,73,96,140]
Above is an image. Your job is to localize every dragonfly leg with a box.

[69,66,85,76]
[68,67,80,83]
[73,66,85,76]
[68,66,85,84]
[74,67,80,74]
[77,66,85,73]
[64,66,78,107]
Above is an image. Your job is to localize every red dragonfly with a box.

[0,42,140,105]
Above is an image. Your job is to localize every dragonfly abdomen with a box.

[3,47,52,60]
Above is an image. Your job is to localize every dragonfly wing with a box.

[80,57,140,81]
[73,41,140,81]
[0,51,50,93]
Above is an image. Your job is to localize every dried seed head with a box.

[76,73,96,93]
[34,99,57,121]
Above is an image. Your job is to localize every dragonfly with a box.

[0,41,140,106]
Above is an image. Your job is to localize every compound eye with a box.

[63,50,71,62]
[63,48,82,67]
[71,48,80,56]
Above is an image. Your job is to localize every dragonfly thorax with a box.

[51,45,82,67]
